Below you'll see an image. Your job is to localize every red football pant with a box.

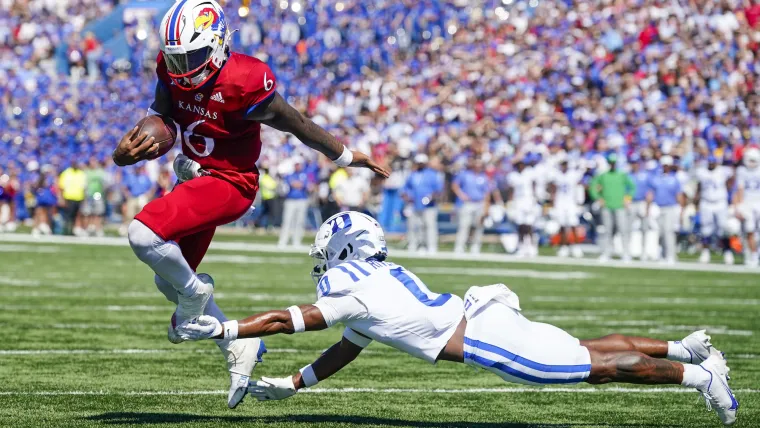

[135,176,256,270]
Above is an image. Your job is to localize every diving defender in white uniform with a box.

[177,212,738,426]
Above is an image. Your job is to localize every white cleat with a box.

[679,330,722,364]
[222,338,267,408]
[699,249,711,264]
[557,246,570,258]
[746,253,759,267]
[698,355,739,426]
[168,273,215,344]
[175,273,214,324]
[723,251,734,265]
[571,246,584,258]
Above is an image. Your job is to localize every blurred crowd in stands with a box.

[3,0,760,265]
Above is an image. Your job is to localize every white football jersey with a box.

[313,260,464,364]
[550,168,584,205]
[696,166,731,204]
[507,169,536,203]
[737,166,760,204]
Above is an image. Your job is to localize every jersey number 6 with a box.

[181,120,215,158]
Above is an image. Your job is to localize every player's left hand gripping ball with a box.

[350,151,390,178]
[248,376,297,401]
[176,315,222,340]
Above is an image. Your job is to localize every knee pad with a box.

[128,220,164,264]
[154,274,178,304]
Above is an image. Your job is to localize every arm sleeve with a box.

[313,295,367,327]
[243,61,277,116]
[342,328,372,348]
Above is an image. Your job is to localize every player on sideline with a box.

[110,0,389,408]
[735,147,760,266]
[177,211,738,426]
[695,156,734,264]
[548,154,584,258]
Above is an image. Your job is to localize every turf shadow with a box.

[85,412,676,427]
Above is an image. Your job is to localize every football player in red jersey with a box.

[110,0,389,409]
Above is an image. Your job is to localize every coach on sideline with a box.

[589,153,636,262]
[403,154,444,254]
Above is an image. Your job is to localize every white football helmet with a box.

[159,0,230,90]
[309,211,388,284]
[744,147,760,169]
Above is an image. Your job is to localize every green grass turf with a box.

[0,241,758,427]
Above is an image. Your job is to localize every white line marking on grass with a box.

[50,323,122,330]
[4,233,759,274]
[0,387,758,396]
[411,267,594,280]
[0,276,41,287]
[0,244,62,253]
[0,348,307,356]
[529,295,760,306]
[201,255,304,264]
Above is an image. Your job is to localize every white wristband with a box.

[222,320,238,340]
[333,146,353,167]
[288,305,305,333]
[299,364,319,387]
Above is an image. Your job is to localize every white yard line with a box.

[0,244,62,253]
[2,234,759,274]
[528,295,760,306]
[0,348,304,356]
[201,255,304,264]
[0,387,758,396]
[0,348,755,359]
[410,267,594,280]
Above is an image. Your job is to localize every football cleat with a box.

[222,338,267,408]
[698,355,738,426]
[679,330,722,364]
[571,246,584,258]
[167,312,184,344]
[699,249,711,264]
[168,273,214,343]
[175,273,214,324]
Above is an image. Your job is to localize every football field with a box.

[0,236,758,428]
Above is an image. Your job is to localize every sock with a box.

[681,363,711,390]
[667,341,693,363]
[154,275,178,304]
[128,220,202,297]
[205,295,228,322]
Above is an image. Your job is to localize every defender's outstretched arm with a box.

[176,304,328,341]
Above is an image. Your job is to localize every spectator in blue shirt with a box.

[278,158,312,248]
[451,158,495,254]
[403,154,444,254]
[124,164,154,228]
[646,156,685,264]
[629,157,657,261]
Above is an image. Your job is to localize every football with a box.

[135,115,177,159]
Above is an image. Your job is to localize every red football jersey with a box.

[156,52,276,197]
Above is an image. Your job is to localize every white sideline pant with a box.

[454,202,485,254]
[658,205,681,262]
[408,208,439,253]
[600,208,630,258]
[279,199,309,247]
[699,201,729,237]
